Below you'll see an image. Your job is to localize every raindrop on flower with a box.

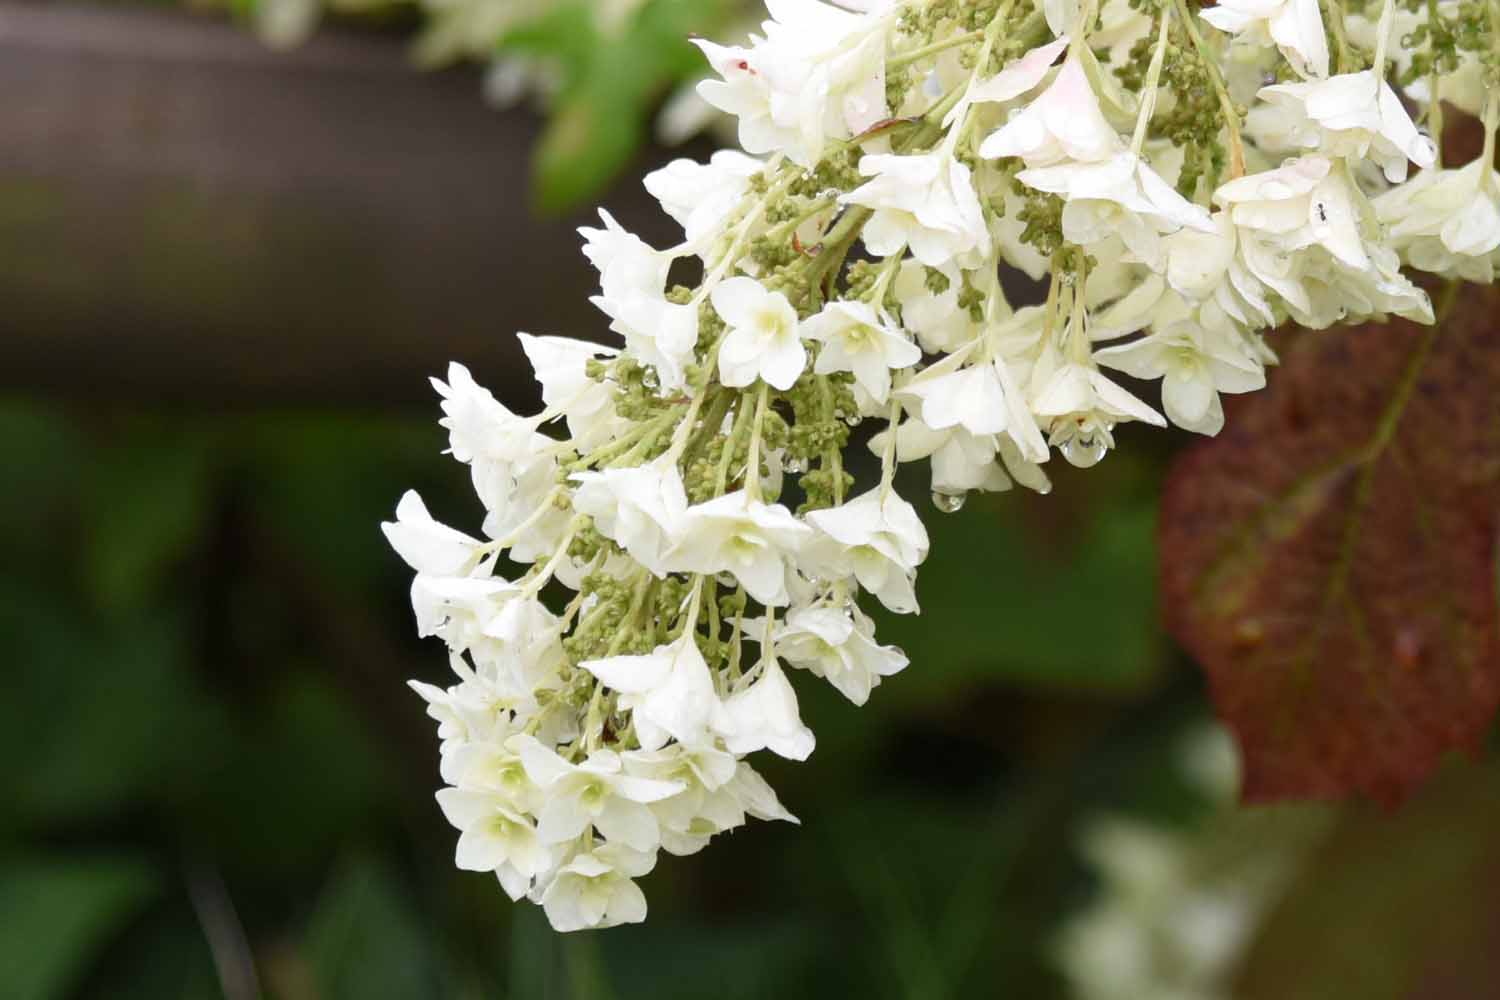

[1059,435,1108,468]
[782,454,808,474]
[930,490,967,513]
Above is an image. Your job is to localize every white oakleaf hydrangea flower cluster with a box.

[388,0,1500,930]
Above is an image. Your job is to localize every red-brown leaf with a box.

[1159,285,1500,805]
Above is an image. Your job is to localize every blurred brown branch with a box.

[0,2,686,408]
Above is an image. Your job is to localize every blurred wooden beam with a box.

[0,2,686,407]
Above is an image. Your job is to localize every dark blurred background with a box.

[3,4,1498,999]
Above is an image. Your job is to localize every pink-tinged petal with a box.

[969,37,1069,105]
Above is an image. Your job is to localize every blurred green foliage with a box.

[0,395,1203,998]
[512,0,735,212]
[0,856,159,1000]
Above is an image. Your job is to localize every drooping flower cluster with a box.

[388,0,1500,930]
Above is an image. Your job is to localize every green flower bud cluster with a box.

[1114,26,1231,193]
[1018,189,1067,256]
[563,572,648,662]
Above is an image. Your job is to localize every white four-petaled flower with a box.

[806,487,930,614]
[842,151,992,267]
[664,490,814,606]
[514,736,685,852]
[774,604,908,705]
[582,632,720,752]
[804,299,922,403]
[713,276,807,390]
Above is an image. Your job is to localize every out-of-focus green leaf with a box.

[0,404,85,562]
[506,905,557,999]
[0,855,158,1000]
[599,919,817,1000]
[173,674,392,881]
[523,0,728,212]
[0,588,200,831]
[243,414,441,598]
[533,95,642,215]
[559,933,615,1000]
[83,428,215,612]
[304,854,442,999]
[873,488,1162,697]
[76,904,224,1000]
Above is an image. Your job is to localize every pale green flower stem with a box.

[1131,9,1173,156]
[1324,0,1355,73]
[886,29,984,71]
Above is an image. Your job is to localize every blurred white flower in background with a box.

[1055,726,1332,1000]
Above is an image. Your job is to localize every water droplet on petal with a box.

[782,455,808,474]
[1059,435,1108,468]
[930,489,967,513]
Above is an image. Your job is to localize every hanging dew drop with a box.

[930,489,967,513]
[782,455,808,474]
[1059,436,1108,468]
